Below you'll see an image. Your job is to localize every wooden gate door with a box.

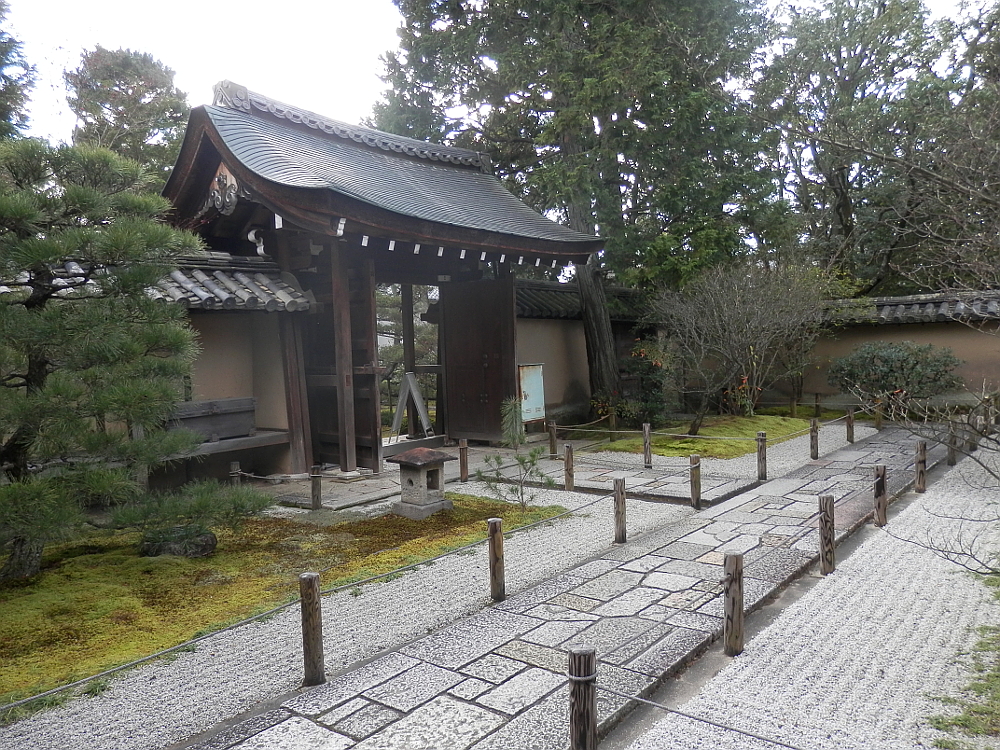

[439,272,517,441]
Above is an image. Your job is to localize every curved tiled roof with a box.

[515,279,644,321]
[202,104,599,246]
[838,292,1000,325]
[213,80,488,170]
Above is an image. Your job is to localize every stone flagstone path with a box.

[180,428,940,750]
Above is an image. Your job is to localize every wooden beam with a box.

[402,283,418,438]
[330,241,357,471]
[279,314,313,473]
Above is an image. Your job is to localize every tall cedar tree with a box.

[0,141,201,583]
[0,0,33,139]
[65,47,188,184]
[373,0,772,401]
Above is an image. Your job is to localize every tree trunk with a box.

[576,255,622,400]
[0,536,44,583]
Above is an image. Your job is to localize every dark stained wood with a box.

[724,554,744,656]
[488,518,505,602]
[756,431,767,481]
[846,407,855,443]
[182,430,290,457]
[459,438,469,482]
[549,420,558,459]
[613,477,626,544]
[299,572,326,686]
[915,440,927,492]
[350,250,383,472]
[439,269,517,441]
[690,454,701,510]
[330,242,357,471]
[279,315,314,473]
[564,443,575,491]
[402,284,419,438]
[819,494,835,575]
[810,418,819,460]
[874,464,888,526]
[311,465,322,510]
[568,648,597,750]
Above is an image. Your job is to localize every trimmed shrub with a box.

[827,341,963,405]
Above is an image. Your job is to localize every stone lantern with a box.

[386,447,457,520]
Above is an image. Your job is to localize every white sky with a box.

[7,0,404,143]
[9,0,964,145]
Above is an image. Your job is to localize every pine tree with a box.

[0,140,201,583]
[64,47,188,183]
[0,0,33,139]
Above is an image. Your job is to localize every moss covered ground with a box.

[0,494,563,704]
[603,413,842,459]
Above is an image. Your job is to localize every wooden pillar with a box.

[690,454,701,510]
[401,284,419,439]
[330,243,357,471]
[229,461,241,486]
[874,464,888,527]
[299,572,326,686]
[459,438,469,482]
[548,420,558,459]
[915,441,927,493]
[568,648,597,750]
[814,392,821,418]
[278,315,315,474]
[564,443,575,491]
[810,418,819,460]
[488,518,505,602]
[723,554,744,656]
[756,431,767,481]
[310,465,323,510]
[819,494,835,575]
[874,401,884,430]
[846,407,855,444]
[642,423,653,469]
[613,477,626,544]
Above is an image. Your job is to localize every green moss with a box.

[602,414,824,459]
[0,495,564,703]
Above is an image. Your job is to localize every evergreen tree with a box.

[64,46,188,183]
[0,140,201,583]
[373,0,772,400]
[0,0,33,139]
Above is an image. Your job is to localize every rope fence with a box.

[0,491,613,717]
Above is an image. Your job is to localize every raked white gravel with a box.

[0,424,879,750]
[627,458,1000,750]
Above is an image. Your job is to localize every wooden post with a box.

[947,422,957,466]
[874,464,888,527]
[846,407,855,443]
[488,518,505,602]
[756,431,767,482]
[609,412,617,443]
[310,465,323,510]
[329,243,357,472]
[548,420,558,459]
[690,454,701,510]
[814,392,821,418]
[642,423,653,470]
[819,494,835,575]
[564,443,575,491]
[229,461,241,487]
[915,441,927,493]
[966,415,978,452]
[874,401,884,430]
[568,647,597,750]
[723,553,744,656]
[459,438,469,482]
[299,572,326,686]
[613,477,626,544]
[810,418,819,460]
